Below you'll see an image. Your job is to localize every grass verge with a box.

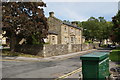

[2,50,40,58]
[109,47,120,62]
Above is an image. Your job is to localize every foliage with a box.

[100,44,108,48]
[81,17,99,41]
[77,17,113,44]
[109,47,120,62]
[2,1,48,51]
[111,10,120,43]
[84,40,93,44]
[63,20,71,24]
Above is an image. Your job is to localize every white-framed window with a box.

[64,26,68,33]
[52,36,55,41]
[65,26,67,30]
[64,36,67,43]
[71,36,75,43]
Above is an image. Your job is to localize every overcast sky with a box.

[43,0,119,2]
[43,0,119,22]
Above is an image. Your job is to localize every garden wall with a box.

[15,43,99,57]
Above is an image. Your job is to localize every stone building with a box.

[46,12,83,44]
[0,31,7,45]
[44,31,58,45]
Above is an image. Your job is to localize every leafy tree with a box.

[97,17,113,45]
[2,1,48,51]
[112,10,120,43]
[78,17,113,45]
[63,20,71,24]
[81,17,99,41]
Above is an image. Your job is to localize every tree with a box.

[2,1,48,51]
[81,17,99,41]
[78,17,113,45]
[112,10,120,43]
[97,17,113,45]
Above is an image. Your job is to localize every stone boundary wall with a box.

[15,43,99,57]
[42,44,68,57]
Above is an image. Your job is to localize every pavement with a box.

[2,49,97,62]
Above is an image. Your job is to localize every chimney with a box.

[71,22,77,26]
[49,12,54,17]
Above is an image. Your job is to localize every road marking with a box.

[54,67,82,80]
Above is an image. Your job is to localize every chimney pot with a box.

[71,22,77,26]
[49,12,54,17]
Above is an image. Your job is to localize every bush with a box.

[100,44,108,47]
[84,40,93,44]
[109,47,120,62]
[2,44,8,47]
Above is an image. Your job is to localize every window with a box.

[71,28,73,31]
[78,30,80,35]
[65,27,67,30]
[52,36,55,40]
[64,26,67,32]
[64,37,67,43]
[71,36,74,43]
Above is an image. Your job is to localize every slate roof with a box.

[48,16,83,30]
[48,31,58,35]
[63,22,83,30]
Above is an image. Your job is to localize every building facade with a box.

[46,12,83,44]
[44,31,58,45]
[0,31,6,45]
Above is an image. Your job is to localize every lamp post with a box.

[81,28,87,51]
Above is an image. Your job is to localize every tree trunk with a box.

[10,33,16,52]
[99,40,102,47]
[106,39,108,45]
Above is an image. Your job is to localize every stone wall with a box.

[42,44,68,57]
[71,44,82,52]
[15,43,99,57]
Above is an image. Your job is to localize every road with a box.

[2,56,82,79]
[1,49,111,79]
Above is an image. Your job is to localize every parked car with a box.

[109,45,116,49]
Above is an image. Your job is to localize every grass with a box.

[100,44,108,48]
[84,41,93,44]
[109,47,120,62]
[2,50,41,58]
[117,65,120,67]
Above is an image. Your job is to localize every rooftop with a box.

[48,12,83,30]
[63,22,83,30]
[48,31,58,35]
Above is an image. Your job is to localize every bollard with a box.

[80,52,110,80]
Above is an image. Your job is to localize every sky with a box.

[43,0,119,22]
[43,0,119,2]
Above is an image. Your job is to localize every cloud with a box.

[56,7,88,21]
[43,0,120,2]
[44,2,118,21]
